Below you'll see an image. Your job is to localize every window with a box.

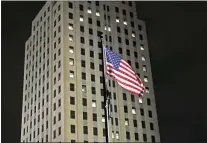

[58,127,61,135]
[131,94,135,102]
[53,130,56,139]
[148,110,152,118]
[70,96,75,105]
[58,15,61,22]
[80,26,84,32]
[71,125,75,133]
[143,134,147,141]
[140,108,144,116]
[91,74,95,82]
[115,7,119,12]
[124,106,128,113]
[88,18,92,24]
[69,35,73,42]
[90,51,94,58]
[123,93,127,100]
[147,98,151,105]
[83,126,88,134]
[130,12,133,18]
[131,21,134,27]
[58,60,61,68]
[83,112,87,120]
[150,123,154,130]
[142,121,146,128]
[81,48,85,55]
[123,21,127,25]
[68,23,73,30]
[117,26,121,33]
[69,46,74,53]
[126,49,130,56]
[97,20,100,27]
[125,119,129,126]
[69,2,73,8]
[126,132,130,140]
[116,17,119,23]
[125,29,128,35]
[123,9,126,15]
[53,116,56,124]
[135,62,139,69]
[69,71,74,78]
[132,32,136,37]
[139,34,143,40]
[135,133,139,141]
[79,4,83,11]
[138,25,142,30]
[96,11,100,16]
[133,120,137,127]
[89,39,93,46]
[87,9,92,14]
[81,60,85,67]
[82,72,86,80]
[54,90,56,98]
[82,85,86,93]
[151,135,155,143]
[92,100,96,107]
[70,110,75,119]
[132,108,136,114]
[134,51,138,58]
[80,37,85,44]
[119,48,122,54]
[93,113,97,121]
[93,127,98,135]
[82,98,87,106]
[89,28,93,35]
[69,13,73,19]
[140,44,144,50]
[91,87,96,94]
[90,62,94,69]
[146,87,150,93]
[118,37,122,43]
[144,76,148,82]
[58,112,61,121]
[69,58,74,66]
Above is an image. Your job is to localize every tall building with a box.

[21,1,160,142]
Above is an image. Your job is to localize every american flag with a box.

[105,48,145,96]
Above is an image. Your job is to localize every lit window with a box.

[87,9,92,14]
[82,85,86,93]
[116,18,119,23]
[146,88,149,93]
[69,58,74,66]
[69,71,74,78]
[69,35,73,42]
[125,119,129,126]
[108,27,111,32]
[96,11,100,16]
[104,26,107,30]
[141,56,145,61]
[144,76,148,82]
[140,45,144,50]
[80,16,84,22]
[116,132,119,140]
[123,21,127,25]
[132,108,136,114]
[112,132,114,139]
[92,100,96,107]
[102,117,105,122]
[68,24,73,30]
[143,65,147,71]
[69,46,74,53]
[139,98,143,103]
[132,33,135,38]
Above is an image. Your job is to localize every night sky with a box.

[2,2,207,143]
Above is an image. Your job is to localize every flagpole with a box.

[99,32,110,143]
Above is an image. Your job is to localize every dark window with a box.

[99,64,103,71]
[82,98,87,106]
[135,133,139,141]
[93,127,98,135]
[81,48,85,55]
[119,48,122,54]
[125,29,128,35]
[96,1,99,6]
[124,106,128,113]
[91,87,96,94]
[118,37,122,43]
[134,51,138,58]
[83,112,87,120]
[114,105,117,112]
[79,4,83,11]
[81,60,85,68]
[89,39,93,46]
[71,140,76,143]
[89,28,93,35]
[90,62,94,69]
[133,120,137,127]
[123,93,127,100]
[82,72,86,80]
[131,21,134,28]
[70,110,75,119]
[151,135,155,143]
[70,83,75,91]
[147,98,151,105]
[113,93,116,100]
[117,27,121,33]
[143,134,147,141]
[93,113,97,121]
[131,94,135,102]
[139,34,143,40]
[70,97,75,105]
[83,126,88,134]
[123,9,126,15]
[140,108,144,116]
[142,121,145,128]
[99,53,102,59]
[71,125,75,133]
[125,39,129,45]
[88,18,92,24]
[138,25,142,30]
[135,62,139,69]
[126,132,130,140]
[80,37,85,44]
[129,1,132,6]
[115,118,118,126]
[130,12,133,18]
[90,51,94,58]
[126,50,130,56]
[69,2,73,8]
[97,20,100,27]
[150,123,154,130]
[80,26,84,32]
[103,128,106,136]
[69,13,73,19]
[115,7,119,13]
[133,41,136,47]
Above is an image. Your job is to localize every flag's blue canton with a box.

[105,48,121,71]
